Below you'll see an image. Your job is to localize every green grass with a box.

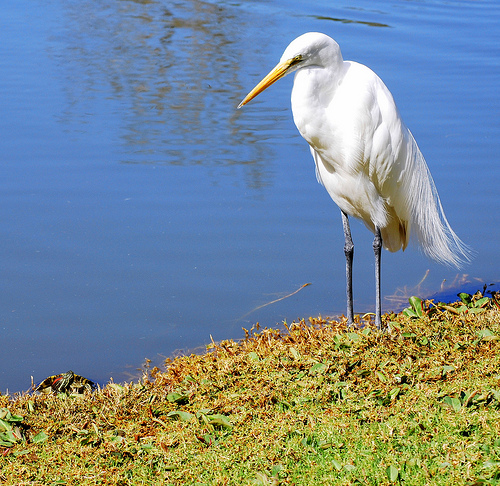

[1,294,500,485]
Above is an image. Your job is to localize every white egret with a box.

[238,32,471,328]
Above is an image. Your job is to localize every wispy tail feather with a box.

[404,132,473,268]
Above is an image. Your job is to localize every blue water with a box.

[1,0,499,393]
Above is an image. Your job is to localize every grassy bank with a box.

[1,293,500,485]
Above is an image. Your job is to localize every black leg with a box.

[373,226,382,329]
[341,211,354,326]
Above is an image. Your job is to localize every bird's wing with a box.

[310,146,325,186]
[366,75,472,265]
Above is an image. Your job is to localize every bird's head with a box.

[237,32,342,109]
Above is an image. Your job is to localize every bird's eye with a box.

[290,55,303,66]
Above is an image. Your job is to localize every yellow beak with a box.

[237,59,296,109]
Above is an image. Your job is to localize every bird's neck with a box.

[292,60,345,110]
[290,62,346,144]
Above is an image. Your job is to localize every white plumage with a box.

[238,32,471,327]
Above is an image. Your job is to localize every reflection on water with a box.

[311,16,390,28]
[55,0,286,189]
[0,0,498,393]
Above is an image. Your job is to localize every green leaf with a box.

[13,449,31,457]
[0,430,17,447]
[356,369,371,378]
[478,329,494,337]
[0,439,15,447]
[277,401,291,411]
[182,375,197,384]
[332,459,342,471]
[347,332,361,342]
[107,383,125,394]
[32,430,48,444]
[375,371,387,382]
[475,296,490,308]
[253,472,270,485]
[166,411,194,422]
[409,296,424,316]
[442,365,455,377]
[388,321,401,330]
[402,332,417,338]
[468,307,485,314]
[301,435,318,448]
[309,363,327,375]
[197,408,212,415]
[197,433,214,446]
[443,396,462,412]
[166,392,189,405]
[0,418,12,432]
[289,347,301,360]
[6,411,22,422]
[207,414,232,429]
[271,464,284,477]
[477,329,498,341]
[248,352,260,362]
[402,308,418,318]
[386,465,399,482]
[458,293,472,306]
[389,387,401,400]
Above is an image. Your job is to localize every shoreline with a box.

[1,292,499,483]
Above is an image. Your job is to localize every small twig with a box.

[151,416,170,429]
[149,406,170,429]
[236,283,311,322]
